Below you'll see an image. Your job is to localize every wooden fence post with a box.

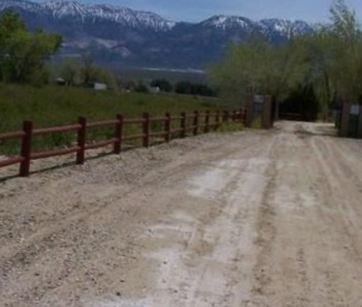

[232,110,237,122]
[262,95,273,129]
[215,110,220,130]
[204,110,210,133]
[339,102,350,137]
[114,114,124,154]
[193,111,199,135]
[142,112,150,147]
[19,120,33,177]
[358,107,362,138]
[245,96,254,128]
[223,110,229,123]
[181,112,186,138]
[165,112,171,142]
[76,117,86,165]
[240,108,245,124]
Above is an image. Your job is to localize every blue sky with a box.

[47,0,362,22]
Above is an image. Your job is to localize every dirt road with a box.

[0,121,362,307]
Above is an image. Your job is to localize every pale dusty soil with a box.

[0,121,362,307]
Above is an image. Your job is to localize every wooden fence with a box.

[0,109,246,177]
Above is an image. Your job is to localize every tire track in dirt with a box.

[249,131,285,305]
[0,133,267,306]
[294,124,362,306]
[1,122,362,306]
[108,134,274,307]
[310,137,362,260]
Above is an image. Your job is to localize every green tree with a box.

[80,53,97,86]
[328,0,362,103]
[298,0,362,107]
[211,39,307,104]
[135,81,149,93]
[211,0,362,114]
[58,55,118,90]
[60,59,81,86]
[0,12,62,84]
[93,67,119,90]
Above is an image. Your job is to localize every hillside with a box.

[0,0,314,69]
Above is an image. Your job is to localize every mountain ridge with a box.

[0,0,315,69]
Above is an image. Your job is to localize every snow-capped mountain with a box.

[200,15,312,39]
[200,15,259,31]
[0,0,314,68]
[0,0,40,12]
[260,18,313,39]
[42,0,88,18]
[0,0,175,31]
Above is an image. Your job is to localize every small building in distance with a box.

[149,86,160,94]
[94,82,108,91]
[55,77,66,86]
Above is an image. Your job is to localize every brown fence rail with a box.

[0,109,246,177]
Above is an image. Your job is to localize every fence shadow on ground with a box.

[0,144,141,183]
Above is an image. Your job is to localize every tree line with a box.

[149,79,216,97]
[211,0,362,117]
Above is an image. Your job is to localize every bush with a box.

[217,122,244,133]
[175,81,192,94]
[134,81,149,93]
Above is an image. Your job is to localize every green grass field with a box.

[0,84,225,131]
[0,84,232,155]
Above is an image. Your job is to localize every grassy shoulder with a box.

[0,84,226,155]
[216,122,245,133]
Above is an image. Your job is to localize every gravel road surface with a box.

[0,121,362,307]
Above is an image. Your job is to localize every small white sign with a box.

[350,104,360,115]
